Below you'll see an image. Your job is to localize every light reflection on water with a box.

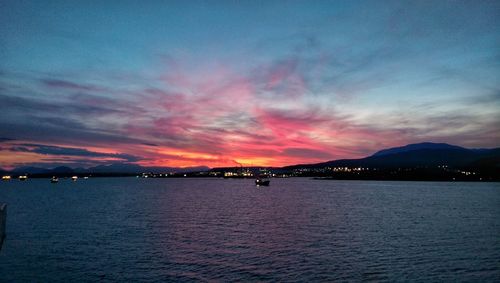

[0,178,499,281]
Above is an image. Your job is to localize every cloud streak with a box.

[0,1,498,168]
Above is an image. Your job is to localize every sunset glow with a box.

[1,1,499,169]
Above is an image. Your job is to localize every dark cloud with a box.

[10,159,120,169]
[41,79,106,92]
[0,93,124,118]
[0,94,58,112]
[0,119,157,150]
[11,143,142,162]
[0,90,152,147]
[142,142,159,147]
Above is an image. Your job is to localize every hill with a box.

[284,142,500,170]
[8,163,209,176]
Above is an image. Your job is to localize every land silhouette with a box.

[2,142,499,181]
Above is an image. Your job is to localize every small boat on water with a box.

[18,175,28,181]
[71,176,78,181]
[255,169,271,186]
[1,176,11,181]
[255,178,270,186]
[50,176,59,183]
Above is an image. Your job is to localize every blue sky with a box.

[0,0,499,168]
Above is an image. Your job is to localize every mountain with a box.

[5,142,499,177]
[284,142,500,170]
[51,166,74,174]
[85,163,145,174]
[12,166,52,174]
[9,163,210,175]
[10,166,73,175]
[371,142,465,157]
[85,163,209,174]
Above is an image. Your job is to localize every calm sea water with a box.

[0,178,498,282]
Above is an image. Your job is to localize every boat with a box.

[50,176,59,183]
[71,176,78,181]
[255,178,270,186]
[1,176,11,181]
[255,169,271,186]
[19,175,28,181]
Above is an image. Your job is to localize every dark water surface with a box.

[0,178,499,282]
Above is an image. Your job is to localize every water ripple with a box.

[0,178,499,281]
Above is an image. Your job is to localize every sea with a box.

[0,177,499,282]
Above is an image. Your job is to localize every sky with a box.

[0,0,499,169]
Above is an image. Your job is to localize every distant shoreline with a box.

[312,177,500,183]
[1,175,499,183]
